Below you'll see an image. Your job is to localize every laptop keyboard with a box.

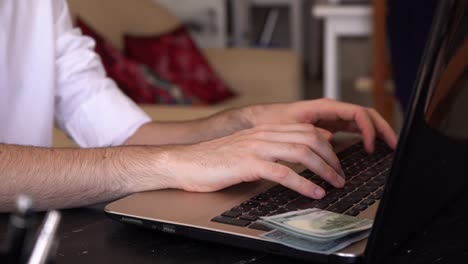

[211,140,394,231]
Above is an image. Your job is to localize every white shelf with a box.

[155,0,228,48]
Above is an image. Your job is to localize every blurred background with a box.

[64,0,437,141]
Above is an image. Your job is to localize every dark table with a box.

[0,204,311,264]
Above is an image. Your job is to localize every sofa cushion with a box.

[124,26,236,105]
[77,17,194,104]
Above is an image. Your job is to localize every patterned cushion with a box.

[124,26,236,105]
[76,17,193,104]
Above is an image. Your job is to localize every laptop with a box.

[105,1,468,263]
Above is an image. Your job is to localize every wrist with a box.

[199,107,254,139]
[223,105,259,129]
[120,146,178,193]
[241,104,271,127]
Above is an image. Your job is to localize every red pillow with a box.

[76,17,190,104]
[124,26,236,105]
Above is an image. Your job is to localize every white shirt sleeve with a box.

[52,0,151,148]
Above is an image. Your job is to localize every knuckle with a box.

[246,139,263,150]
[257,124,275,131]
[252,130,265,138]
[325,166,337,179]
[255,124,268,131]
[301,181,316,195]
[273,166,290,181]
[307,133,320,144]
[294,144,311,156]
[356,107,367,115]
[300,123,315,129]
[304,124,317,132]
[316,160,334,178]
[367,108,378,115]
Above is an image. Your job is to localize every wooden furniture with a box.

[56,0,302,147]
[232,0,305,58]
[312,0,395,124]
[372,0,394,124]
[312,1,372,99]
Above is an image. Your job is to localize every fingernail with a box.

[335,173,344,184]
[314,188,325,198]
[339,175,346,187]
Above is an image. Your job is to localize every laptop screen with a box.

[365,1,468,263]
[424,18,468,141]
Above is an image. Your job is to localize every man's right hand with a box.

[155,124,345,199]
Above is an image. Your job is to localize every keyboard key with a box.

[269,197,287,205]
[343,185,357,192]
[212,141,394,229]
[328,189,348,198]
[287,197,317,209]
[240,214,259,221]
[222,210,242,218]
[252,194,269,202]
[258,204,277,212]
[354,204,368,212]
[367,179,384,188]
[356,171,376,181]
[345,208,360,216]
[357,185,380,193]
[249,209,270,217]
[248,222,273,231]
[339,196,364,206]
[211,216,250,227]
[376,189,384,197]
[283,190,301,200]
[241,201,260,209]
[362,199,376,206]
[319,182,334,191]
[273,208,289,215]
[327,202,354,213]
[312,201,330,210]
[322,195,339,204]
[231,206,251,213]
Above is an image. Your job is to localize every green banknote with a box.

[261,229,371,254]
[261,208,373,240]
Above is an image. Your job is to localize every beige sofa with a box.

[54,0,302,147]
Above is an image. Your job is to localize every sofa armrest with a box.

[139,105,222,121]
[203,48,303,105]
[53,105,222,148]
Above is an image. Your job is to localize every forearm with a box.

[125,107,254,146]
[0,144,172,212]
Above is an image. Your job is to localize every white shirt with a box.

[0,0,151,147]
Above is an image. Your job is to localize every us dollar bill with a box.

[261,208,373,240]
[261,229,371,254]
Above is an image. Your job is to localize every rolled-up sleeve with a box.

[52,0,151,147]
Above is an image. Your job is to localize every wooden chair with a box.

[372,0,395,126]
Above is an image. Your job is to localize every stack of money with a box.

[260,208,373,254]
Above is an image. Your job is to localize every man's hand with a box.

[133,99,398,200]
[245,98,398,153]
[158,124,345,199]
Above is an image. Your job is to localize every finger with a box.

[353,108,377,153]
[366,108,398,149]
[312,101,377,153]
[255,141,345,188]
[316,127,333,141]
[256,162,326,199]
[252,131,344,176]
[250,123,317,134]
